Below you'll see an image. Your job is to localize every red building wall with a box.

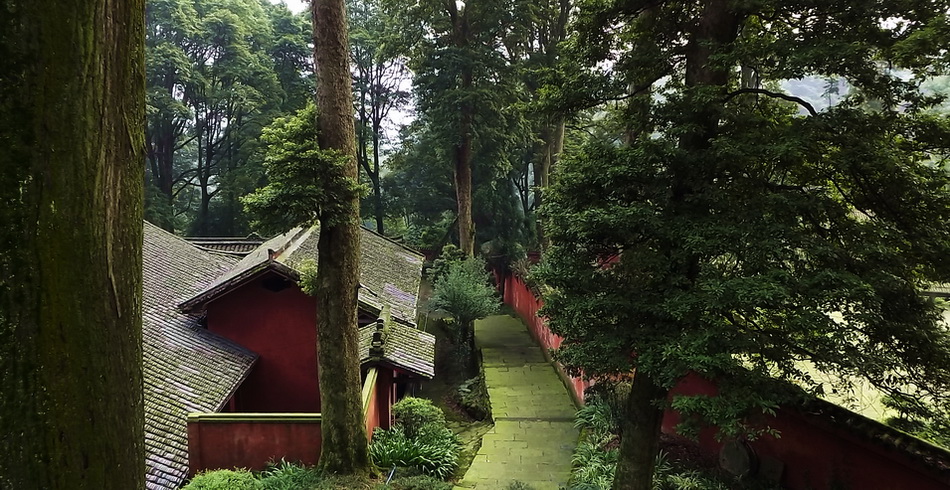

[206,273,320,412]
[503,274,593,404]
[502,272,950,490]
[188,415,322,474]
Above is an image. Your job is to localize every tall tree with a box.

[0,1,145,488]
[349,0,409,235]
[384,0,528,256]
[145,0,310,235]
[312,0,373,475]
[537,2,950,489]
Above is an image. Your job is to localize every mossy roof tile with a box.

[143,222,258,490]
[181,225,425,325]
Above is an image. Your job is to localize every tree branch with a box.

[725,88,818,116]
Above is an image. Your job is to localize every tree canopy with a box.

[534,1,950,488]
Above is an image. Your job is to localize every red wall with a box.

[503,274,593,404]
[207,274,320,412]
[188,416,322,474]
[503,272,950,490]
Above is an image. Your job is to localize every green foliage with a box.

[386,475,454,490]
[296,259,319,297]
[569,440,618,489]
[428,258,499,328]
[537,0,950,449]
[370,425,460,480]
[428,244,468,283]
[883,394,950,448]
[183,469,260,490]
[372,397,459,480]
[573,401,619,445]
[257,460,323,490]
[392,397,447,439]
[242,104,368,235]
[652,451,728,490]
[145,0,311,235]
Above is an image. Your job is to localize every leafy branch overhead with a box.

[242,104,368,236]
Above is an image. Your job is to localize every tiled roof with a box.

[359,309,436,379]
[143,222,258,490]
[180,225,425,325]
[184,236,266,256]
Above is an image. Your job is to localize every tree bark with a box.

[614,2,740,489]
[312,0,372,475]
[613,372,668,490]
[0,1,145,489]
[454,104,475,257]
[534,120,564,249]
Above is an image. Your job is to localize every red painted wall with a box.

[503,274,593,404]
[503,272,950,490]
[188,418,322,474]
[207,274,320,412]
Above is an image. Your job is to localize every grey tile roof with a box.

[359,311,436,379]
[143,222,258,490]
[184,237,266,256]
[180,225,425,325]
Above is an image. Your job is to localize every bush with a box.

[392,397,447,438]
[258,460,322,490]
[428,244,468,283]
[458,374,491,421]
[569,440,618,489]
[387,474,455,490]
[183,469,260,490]
[574,402,619,445]
[370,425,460,480]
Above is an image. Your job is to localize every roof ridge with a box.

[273,226,312,261]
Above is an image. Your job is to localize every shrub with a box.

[569,440,618,489]
[392,397,447,438]
[258,460,322,490]
[182,469,260,490]
[387,474,454,490]
[428,244,468,283]
[370,425,460,480]
[458,374,491,421]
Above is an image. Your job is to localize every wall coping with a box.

[187,413,322,424]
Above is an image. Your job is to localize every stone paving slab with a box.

[458,315,578,489]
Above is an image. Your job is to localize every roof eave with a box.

[178,260,300,313]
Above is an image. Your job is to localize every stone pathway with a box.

[458,315,578,489]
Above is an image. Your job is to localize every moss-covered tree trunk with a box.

[0,1,145,489]
[613,373,668,490]
[311,0,372,475]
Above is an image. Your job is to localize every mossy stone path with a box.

[457,315,578,489]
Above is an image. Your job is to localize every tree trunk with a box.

[534,120,564,249]
[312,0,372,476]
[613,372,668,490]
[372,131,385,235]
[614,2,740,489]
[454,103,475,257]
[0,1,145,489]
